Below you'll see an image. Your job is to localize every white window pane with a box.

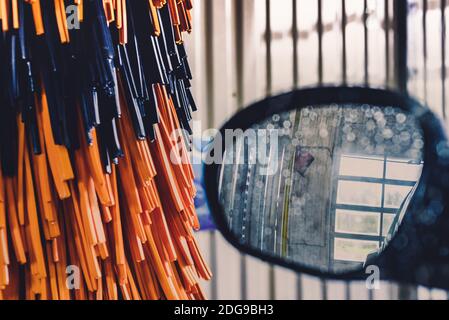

[382,214,396,236]
[334,238,379,262]
[339,156,384,178]
[386,160,423,181]
[384,185,413,209]
[335,210,380,236]
[337,181,382,207]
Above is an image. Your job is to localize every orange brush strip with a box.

[16,116,25,226]
[54,0,70,43]
[118,0,128,44]
[25,0,45,35]
[39,87,74,200]
[0,165,9,290]
[0,0,9,32]
[77,130,114,207]
[11,0,18,29]
[148,0,161,36]
[103,0,115,23]
[74,0,84,22]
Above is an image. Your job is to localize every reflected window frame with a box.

[329,153,422,266]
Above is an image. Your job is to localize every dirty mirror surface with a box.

[218,104,424,274]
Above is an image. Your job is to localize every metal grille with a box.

[186,0,448,300]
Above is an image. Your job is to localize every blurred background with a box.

[184,0,449,300]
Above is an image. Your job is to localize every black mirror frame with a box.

[203,86,449,286]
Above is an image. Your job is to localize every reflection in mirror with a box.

[218,104,424,274]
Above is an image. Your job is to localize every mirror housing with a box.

[203,86,449,289]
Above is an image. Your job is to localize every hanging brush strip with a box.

[0,165,9,291]
[74,0,84,22]
[103,0,114,23]
[0,0,9,31]
[0,0,208,300]
[54,0,70,43]
[24,0,44,35]
[11,0,19,29]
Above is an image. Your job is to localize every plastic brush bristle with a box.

[0,0,210,300]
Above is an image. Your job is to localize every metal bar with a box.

[297,276,303,300]
[393,1,419,297]
[338,176,417,187]
[385,0,391,85]
[368,286,375,300]
[342,0,348,84]
[328,148,344,284]
[265,0,276,300]
[292,0,304,300]
[423,0,428,103]
[336,204,399,214]
[345,282,351,300]
[234,0,245,110]
[233,0,247,300]
[293,0,299,87]
[394,0,409,94]
[380,156,388,244]
[240,255,247,300]
[335,233,383,242]
[321,279,328,300]
[209,231,218,299]
[266,0,272,95]
[364,0,369,85]
[205,0,215,128]
[269,266,276,300]
[384,0,391,85]
[399,285,418,300]
[204,0,217,301]
[318,0,324,84]
[441,0,447,118]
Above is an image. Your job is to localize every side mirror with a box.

[204,86,449,289]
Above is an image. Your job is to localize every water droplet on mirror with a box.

[343,124,352,134]
[292,139,300,147]
[360,137,370,147]
[385,107,395,116]
[400,131,411,143]
[374,133,385,143]
[374,111,384,122]
[414,139,425,149]
[376,118,387,128]
[281,128,291,136]
[366,120,376,131]
[346,132,356,142]
[396,113,407,124]
[383,129,394,140]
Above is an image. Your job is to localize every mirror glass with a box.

[217,104,424,274]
